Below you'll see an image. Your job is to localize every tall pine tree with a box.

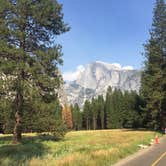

[71,103,82,130]
[83,100,92,130]
[0,0,69,143]
[141,0,166,129]
[105,86,113,129]
[97,95,105,129]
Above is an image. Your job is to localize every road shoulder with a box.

[113,135,166,166]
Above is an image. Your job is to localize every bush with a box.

[38,120,68,141]
[52,121,68,140]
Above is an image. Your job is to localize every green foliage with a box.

[71,103,82,130]
[38,120,67,141]
[82,100,92,130]
[0,0,69,142]
[91,98,98,130]
[105,86,112,129]
[97,95,105,129]
[122,91,144,128]
[52,121,67,140]
[0,98,15,134]
[22,100,63,132]
[72,86,144,130]
[141,0,166,130]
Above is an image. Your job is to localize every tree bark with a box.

[100,116,104,129]
[93,117,96,130]
[86,118,88,130]
[13,91,23,143]
[13,112,22,143]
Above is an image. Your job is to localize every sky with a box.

[57,0,156,80]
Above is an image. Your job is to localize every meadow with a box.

[0,129,161,166]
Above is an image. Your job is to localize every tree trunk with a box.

[86,118,88,130]
[13,92,23,144]
[101,118,104,129]
[93,117,96,130]
[13,111,22,143]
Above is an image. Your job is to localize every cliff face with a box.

[64,61,141,107]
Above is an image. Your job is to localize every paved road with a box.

[114,135,166,166]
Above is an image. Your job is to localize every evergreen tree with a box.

[83,100,92,130]
[0,0,69,143]
[110,89,123,129]
[81,88,145,130]
[105,86,113,129]
[97,95,105,129]
[0,98,14,133]
[141,0,166,129]
[105,88,129,129]
[22,99,63,133]
[72,103,82,130]
[91,98,98,130]
[122,91,142,128]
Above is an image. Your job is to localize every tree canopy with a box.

[141,0,166,130]
[0,0,69,143]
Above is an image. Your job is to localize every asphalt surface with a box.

[114,135,166,166]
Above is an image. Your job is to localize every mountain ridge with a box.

[64,61,141,107]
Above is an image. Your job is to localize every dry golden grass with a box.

[0,129,161,166]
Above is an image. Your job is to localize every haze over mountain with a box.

[63,61,141,107]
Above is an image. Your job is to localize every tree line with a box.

[68,87,146,131]
[0,0,165,144]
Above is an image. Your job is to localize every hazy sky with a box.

[57,0,155,74]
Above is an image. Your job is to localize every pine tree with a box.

[105,86,113,129]
[0,98,14,133]
[97,95,105,129]
[72,103,82,130]
[0,0,69,143]
[91,98,98,130]
[83,100,92,130]
[22,99,63,133]
[105,87,124,129]
[141,0,166,129]
[122,91,142,128]
[110,89,123,129]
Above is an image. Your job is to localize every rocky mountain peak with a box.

[64,61,141,108]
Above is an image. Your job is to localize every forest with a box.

[0,0,166,144]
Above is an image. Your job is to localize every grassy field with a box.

[0,129,161,166]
